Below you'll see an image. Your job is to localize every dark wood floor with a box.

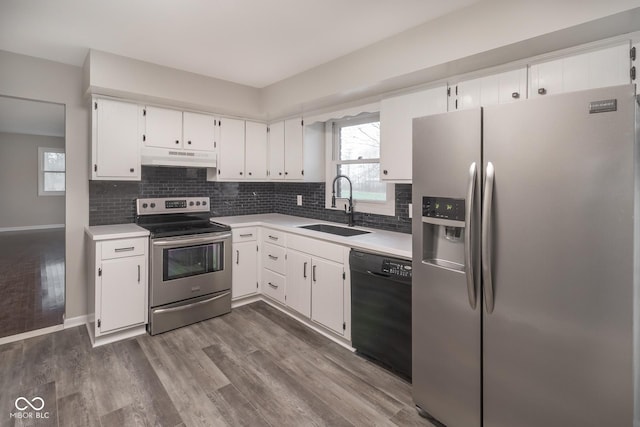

[0,301,435,427]
[0,229,65,339]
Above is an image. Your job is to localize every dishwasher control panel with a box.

[382,259,412,280]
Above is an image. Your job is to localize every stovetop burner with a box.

[135,197,230,238]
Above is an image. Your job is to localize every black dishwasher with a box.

[350,249,412,381]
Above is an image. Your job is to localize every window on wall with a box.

[38,147,65,196]
[327,113,395,216]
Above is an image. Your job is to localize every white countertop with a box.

[211,213,412,259]
[85,224,150,241]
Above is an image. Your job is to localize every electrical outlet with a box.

[408,203,413,218]
[297,195,303,206]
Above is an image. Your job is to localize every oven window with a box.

[163,242,224,281]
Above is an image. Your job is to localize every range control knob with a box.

[189,201,195,206]
[150,203,156,208]
[196,201,201,206]
[142,203,148,209]
[202,201,207,206]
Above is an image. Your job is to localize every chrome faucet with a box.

[331,174,355,227]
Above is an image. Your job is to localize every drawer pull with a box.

[268,235,279,240]
[114,247,135,252]
[268,254,278,260]
[239,233,254,237]
[268,282,278,288]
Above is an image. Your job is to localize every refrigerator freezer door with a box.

[412,108,482,427]
[483,85,635,427]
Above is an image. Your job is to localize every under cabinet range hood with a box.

[140,145,217,168]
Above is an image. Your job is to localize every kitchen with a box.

[1,1,640,426]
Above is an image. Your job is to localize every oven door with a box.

[150,232,231,307]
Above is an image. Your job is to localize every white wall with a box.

[0,50,89,319]
[262,0,640,118]
[87,49,263,119]
[0,132,65,228]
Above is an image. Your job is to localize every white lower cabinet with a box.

[85,229,149,347]
[310,257,345,335]
[262,268,286,303]
[232,241,259,299]
[285,249,312,317]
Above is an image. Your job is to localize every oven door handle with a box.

[152,233,231,247]
[152,292,230,314]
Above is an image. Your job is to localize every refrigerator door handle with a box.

[482,161,495,313]
[464,162,477,309]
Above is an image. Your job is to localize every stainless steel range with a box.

[136,197,232,335]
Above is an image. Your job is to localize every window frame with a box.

[324,113,395,217]
[38,146,65,196]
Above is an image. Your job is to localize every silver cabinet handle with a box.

[268,282,278,288]
[239,233,253,237]
[137,265,141,283]
[482,161,495,314]
[268,235,279,240]
[115,247,135,252]
[303,261,307,278]
[464,162,477,310]
[312,265,317,282]
[236,250,240,265]
[268,254,278,260]
[152,292,230,314]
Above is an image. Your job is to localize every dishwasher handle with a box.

[366,270,391,278]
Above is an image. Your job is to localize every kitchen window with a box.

[38,147,65,196]
[326,113,395,216]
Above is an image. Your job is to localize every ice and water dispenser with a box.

[422,196,467,271]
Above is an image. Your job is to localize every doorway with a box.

[0,96,65,338]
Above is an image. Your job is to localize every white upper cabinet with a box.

[284,118,304,180]
[529,43,630,98]
[92,97,141,181]
[379,85,448,181]
[268,121,285,179]
[182,111,216,152]
[144,106,183,149]
[449,67,528,111]
[245,121,269,180]
[217,117,246,180]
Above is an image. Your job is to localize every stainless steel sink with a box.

[298,224,371,237]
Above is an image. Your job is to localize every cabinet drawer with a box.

[101,237,147,260]
[262,268,285,303]
[262,228,285,246]
[287,233,343,264]
[232,227,257,242]
[262,242,286,274]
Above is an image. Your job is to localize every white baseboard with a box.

[0,324,64,346]
[0,224,64,233]
[231,294,261,308]
[64,314,88,329]
[90,325,147,348]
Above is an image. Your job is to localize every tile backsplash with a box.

[89,166,412,234]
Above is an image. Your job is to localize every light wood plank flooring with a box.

[0,301,435,427]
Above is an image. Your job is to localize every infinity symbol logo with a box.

[14,397,45,411]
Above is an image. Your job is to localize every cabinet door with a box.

[380,85,447,181]
[245,121,268,179]
[284,118,304,180]
[99,255,146,333]
[144,106,183,149]
[183,111,216,152]
[93,98,140,180]
[311,257,344,335]
[232,241,258,299]
[269,121,285,179]
[217,118,246,180]
[285,249,312,317]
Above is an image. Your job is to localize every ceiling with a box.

[0,97,65,137]
[0,0,479,88]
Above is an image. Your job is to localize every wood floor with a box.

[0,301,435,427]
[0,229,65,338]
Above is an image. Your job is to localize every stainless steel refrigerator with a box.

[411,84,638,427]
